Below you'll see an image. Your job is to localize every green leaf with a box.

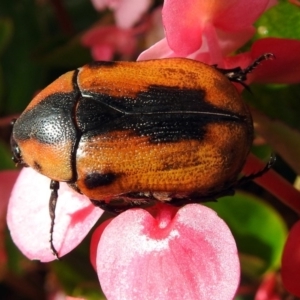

[255,0,300,39]
[33,35,92,69]
[5,228,27,275]
[0,17,13,56]
[251,144,273,162]
[0,140,14,169]
[0,65,4,111]
[0,0,95,114]
[0,0,46,114]
[244,84,300,131]
[0,18,13,110]
[51,250,106,299]
[206,192,288,278]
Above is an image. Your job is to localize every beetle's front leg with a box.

[235,155,276,187]
[216,53,275,85]
[49,180,60,259]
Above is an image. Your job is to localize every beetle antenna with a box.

[237,154,276,186]
[49,180,60,260]
[217,53,275,85]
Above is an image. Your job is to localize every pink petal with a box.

[91,44,115,61]
[7,168,103,262]
[90,218,112,270]
[162,0,276,56]
[214,0,277,31]
[137,38,177,60]
[255,273,281,300]
[91,0,151,29]
[137,36,215,63]
[81,25,137,60]
[81,26,121,47]
[216,27,255,57]
[90,0,107,11]
[137,37,218,64]
[95,204,240,300]
[114,0,152,29]
[223,52,252,70]
[162,0,206,55]
[281,221,300,296]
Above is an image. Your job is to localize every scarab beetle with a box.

[11,54,274,257]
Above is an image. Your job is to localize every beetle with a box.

[11,53,274,258]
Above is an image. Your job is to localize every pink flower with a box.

[163,0,275,56]
[91,0,152,29]
[81,25,139,61]
[7,168,102,262]
[82,0,153,61]
[7,167,240,298]
[254,273,281,300]
[93,204,240,299]
[139,0,277,64]
[82,1,153,61]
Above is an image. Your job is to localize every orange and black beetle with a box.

[11,54,274,256]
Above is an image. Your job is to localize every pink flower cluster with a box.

[3,0,300,299]
[81,0,152,60]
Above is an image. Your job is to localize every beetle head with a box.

[9,77,78,182]
[10,120,27,167]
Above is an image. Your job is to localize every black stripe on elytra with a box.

[80,85,244,120]
[77,85,248,143]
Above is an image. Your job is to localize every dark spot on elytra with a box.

[84,172,117,189]
[34,161,42,172]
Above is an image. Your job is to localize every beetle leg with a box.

[235,154,276,187]
[90,199,141,215]
[90,198,154,215]
[88,153,274,214]
[49,180,60,260]
[169,156,275,206]
[216,53,275,84]
[168,189,236,206]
